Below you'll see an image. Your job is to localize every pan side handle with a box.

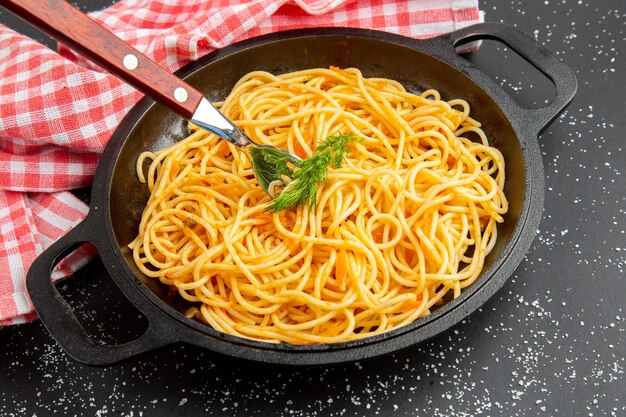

[445,22,577,135]
[26,216,173,365]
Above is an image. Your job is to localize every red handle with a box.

[0,0,203,119]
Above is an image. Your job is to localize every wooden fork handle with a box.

[0,0,203,119]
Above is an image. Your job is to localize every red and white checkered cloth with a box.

[0,0,483,326]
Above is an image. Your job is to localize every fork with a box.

[0,0,301,196]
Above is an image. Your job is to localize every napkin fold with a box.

[0,0,483,326]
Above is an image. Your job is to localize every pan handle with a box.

[445,22,577,134]
[26,216,174,365]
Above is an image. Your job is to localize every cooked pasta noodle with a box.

[128,67,508,344]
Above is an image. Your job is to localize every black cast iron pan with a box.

[26,23,576,366]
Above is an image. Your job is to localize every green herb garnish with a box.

[266,133,360,213]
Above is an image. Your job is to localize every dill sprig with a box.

[266,133,360,213]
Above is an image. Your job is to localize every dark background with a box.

[1,1,624,416]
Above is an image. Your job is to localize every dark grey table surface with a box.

[1,1,624,416]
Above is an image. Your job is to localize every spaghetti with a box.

[129,67,508,344]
